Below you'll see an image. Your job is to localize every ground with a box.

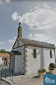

[12,69,56,85]
[14,77,43,85]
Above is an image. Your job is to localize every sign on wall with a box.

[44,73,56,85]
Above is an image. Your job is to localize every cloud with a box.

[11,5,56,30]
[27,33,48,41]
[27,33,56,45]
[0,0,2,4]
[0,0,11,4]
[11,11,23,22]
[8,37,16,44]
[11,12,19,21]
[0,42,5,45]
[5,0,11,3]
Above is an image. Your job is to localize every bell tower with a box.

[18,22,22,38]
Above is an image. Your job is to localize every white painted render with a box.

[43,48,55,71]
[40,48,44,69]
[10,54,15,72]
[13,46,24,74]
[14,55,22,73]
[25,46,55,74]
[25,46,40,75]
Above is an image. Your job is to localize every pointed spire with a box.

[18,22,22,38]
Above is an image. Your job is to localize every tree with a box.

[49,43,55,47]
[0,49,9,53]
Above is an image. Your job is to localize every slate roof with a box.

[11,51,21,55]
[20,38,55,49]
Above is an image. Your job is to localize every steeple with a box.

[18,22,22,38]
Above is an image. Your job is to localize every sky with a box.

[0,0,56,51]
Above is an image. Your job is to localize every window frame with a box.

[50,50,52,58]
[33,49,37,58]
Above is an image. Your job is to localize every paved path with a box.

[0,80,11,85]
[14,77,43,85]
[13,70,56,85]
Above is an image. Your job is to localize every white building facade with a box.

[10,23,55,75]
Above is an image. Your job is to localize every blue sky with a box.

[0,1,56,51]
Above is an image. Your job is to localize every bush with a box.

[38,69,46,73]
[49,63,55,70]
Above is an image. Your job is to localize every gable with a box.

[12,37,24,49]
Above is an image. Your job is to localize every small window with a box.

[33,49,36,58]
[50,50,52,58]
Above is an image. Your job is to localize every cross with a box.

[19,22,21,27]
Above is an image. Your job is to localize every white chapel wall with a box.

[13,46,24,74]
[43,48,55,71]
[12,38,24,73]
[10,54,15,72]
[25,46,41,75]
[14,55,22,73]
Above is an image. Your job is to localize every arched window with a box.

[50,50,52,58]
[33,49,36,58]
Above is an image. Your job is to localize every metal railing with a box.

[0,65,13,84]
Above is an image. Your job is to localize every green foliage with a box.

[49,63,55,70]
[38,69,46,73]
[49,43,55,47]
[0,49,9,53]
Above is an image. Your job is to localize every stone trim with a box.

[36,53,38,56]
[32,53,33,56]
[26,50,27,53]
[24,46,26,75]
[23,45,28,75]
[26,64,27,67]
[26,69,27,73]
[26,55,27,57]
[25,59,27,62]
